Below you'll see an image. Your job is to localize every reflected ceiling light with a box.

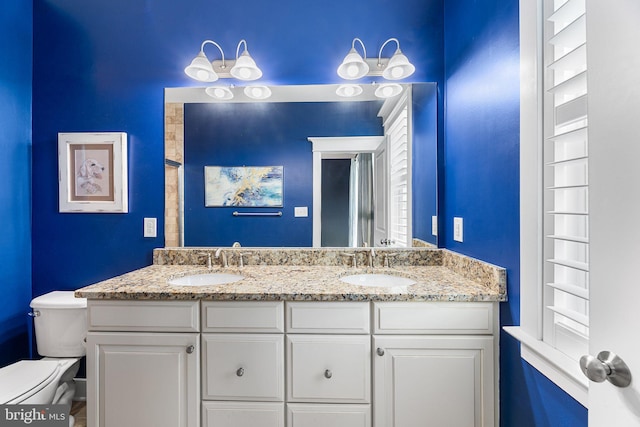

[336,84,363,97]
[205,86,234,100]
[374,83,403,98]
[378,38,415,80]
[244,85,272,100]
[230,40,263,81]
[185,39,262,82]
[337,38,370,80]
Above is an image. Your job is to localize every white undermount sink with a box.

[168,273,244,287]
[339,273,416,287]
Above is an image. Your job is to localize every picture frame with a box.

[58,132,128,213]
[204,166,284,207]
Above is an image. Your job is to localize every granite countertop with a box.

[75,254,507,302]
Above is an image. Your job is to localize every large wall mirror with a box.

[164,83,438,248]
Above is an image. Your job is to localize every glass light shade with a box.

[337,48,370,80]
[184,52,218,82]
[382,48,415,80]
[230,51,263,81]
[374,83,403,98]
[205,86,234,100]
[336,84,363,97]
[244,85,272,100]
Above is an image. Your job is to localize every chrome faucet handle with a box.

[382,252,399,268]
[197,252,213,270]
[237,252,250,268]
[367,248,376,268]
[214,248,228,268]
[340,253,357,268]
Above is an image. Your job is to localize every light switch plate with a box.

[432,216,438,236]
[294,207,308,217]
[144,217,157,238]
[453,217,463,242]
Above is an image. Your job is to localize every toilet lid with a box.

[0,360,61,404]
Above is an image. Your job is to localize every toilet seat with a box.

[0,360,62,404]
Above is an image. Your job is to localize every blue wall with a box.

[443,0,587,426]
[184,101,383,246]
[20,0,587,425]
[0,1,33,366]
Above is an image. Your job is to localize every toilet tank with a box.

[30,291,87,357]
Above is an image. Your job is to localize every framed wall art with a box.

[204,166,283,207]
[58,132,128,213]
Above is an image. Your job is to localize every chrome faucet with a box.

[367,248,376,268]
[214,248,228,268]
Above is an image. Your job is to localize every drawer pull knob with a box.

[186,345,195,354]
[324,369,332,379]
[236,367,245,377]
[376,348,385,356]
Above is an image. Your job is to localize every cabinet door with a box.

[287,335,370,403]
[373,335,494,427]
[86,332,199,427]
[202,334,284,401]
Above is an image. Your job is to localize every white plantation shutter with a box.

[543,0,589,360]
[382,99,410,247]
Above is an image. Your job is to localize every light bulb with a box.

[391,67,404,78]
[383,86,394,97]
[347,64,359,77]
[197,70,209,80]
[239,68,251,79]
[214,88,226,98]
[344,86,356,96]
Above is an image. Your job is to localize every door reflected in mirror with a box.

[164,83,437,249]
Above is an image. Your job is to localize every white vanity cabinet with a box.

[86,300,201,427]
[201,301,285,427]
[372,302,496,427]
[286,302,371,427]
[86,299,497,427]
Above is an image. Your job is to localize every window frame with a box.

[504,0,588,407]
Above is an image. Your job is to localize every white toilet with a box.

[0,291,87,409]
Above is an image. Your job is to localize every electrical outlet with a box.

[453,217,463,242]
[432,216,438,236]
[144,217,157,238]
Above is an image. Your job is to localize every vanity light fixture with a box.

[378,38,415,80]
[374,83,404,98]
[185,39,263,82]
[336,84,364,97]
[337,38,370,80]
[205,86,234,100]
[337,37,415,81]
[244,85,272,100]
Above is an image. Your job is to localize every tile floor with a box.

[71,401,87,427]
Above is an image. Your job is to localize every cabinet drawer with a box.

[287,403,370,427]
[202,301,284,333]
[286,302,370,334]
[287,335,370,403]
[203,402,284,427]
[88,300,199,332]
[373,302,494,334]
[202,334,284,401]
